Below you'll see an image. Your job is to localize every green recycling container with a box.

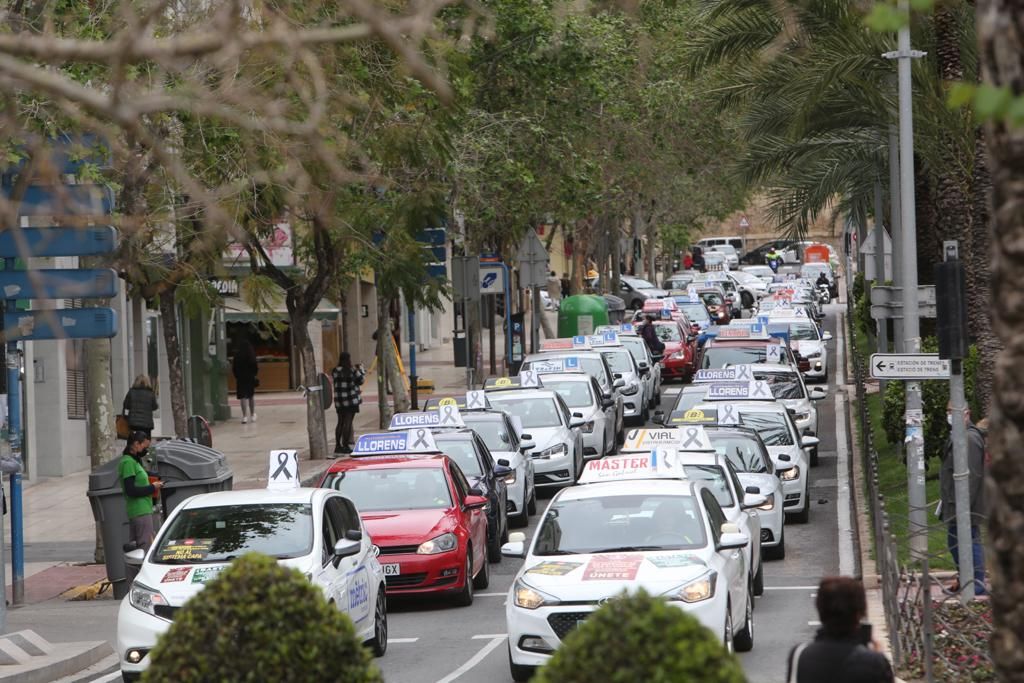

[557,295,610,337]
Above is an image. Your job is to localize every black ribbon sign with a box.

[720,404,739,425]
[751,381,769,398]
[735,365,751,381]
[440,405,458,425]
[467,391,484,409]
[272,452,292,481]
[412,429,430,449]
[682,427,704,449]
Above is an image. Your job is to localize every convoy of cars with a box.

[115,238,839,682]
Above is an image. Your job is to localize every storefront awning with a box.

[222,296,340,323]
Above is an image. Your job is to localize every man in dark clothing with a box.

[640,315,665,357]
[787,577,894,683]
[939,405,988,595]
[560,273,570,299]
[816,272,831,288]
[119,431,162,551]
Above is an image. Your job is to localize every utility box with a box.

[558,295,610,337]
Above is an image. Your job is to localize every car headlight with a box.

[129,582,170,617]
[580,421,595,434]
[757,493,776,511]
[621,382,640,395]
[780,465,801,481]
[804,350,822,358]
[504,469,517,484]
[514,579,560,610]
[717,312,726,319]
[671,351,687,360]
[794,411,810,422]
[534,443,568,459]
[417,532,458,555]
[663,571,717,603]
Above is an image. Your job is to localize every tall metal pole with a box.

[888,125,904,351]
[408,308,417,410]
[4,258,23,604]
[887,5,928,561]
[873,180,889,395]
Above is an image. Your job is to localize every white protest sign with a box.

[268,449,299,489]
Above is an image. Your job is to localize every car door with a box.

[313,497,345,610]
[505,415,533,497]
[474,434,506,528]
[592,377,615,447]
[724,460,761,577]
[450,463,486,571]
[702,489,744,624]
[327,496,374,631]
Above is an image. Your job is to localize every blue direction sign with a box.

[5,185,114,217]
[3,308,117,342]
[0,269,117,300]
[0,227,117,258]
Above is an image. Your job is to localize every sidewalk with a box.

[6,325,519,602]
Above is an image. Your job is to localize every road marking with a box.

[662,387,682,395]
[835,307,846,386]
[835,310,856,576]
[763,585,818,591]
[435,635,507,683]
[388,638,420,644]
[472,633,508,639]
[808,620,822,626]
[94,673,124,683]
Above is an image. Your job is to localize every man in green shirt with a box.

[119,431,162,551]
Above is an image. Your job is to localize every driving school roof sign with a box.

[353,429,439,455]
[668,408,719,425]
[579,449,695,484]
[705,380,773,400]
[483,372,544,391]
[693,365,753,383]
[389,406,464,431]
[621,426,713,453]
[530,357,582,375]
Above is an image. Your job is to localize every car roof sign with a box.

[484,375,545,391]
[423,392,492,412]
[716,323,764,339]
[579,450,694,484]
[704,380,774,401]
[590,331,621,347]
[693,365,753,383]
[540,338,579,351]
[668,408,719,425]
[621,426,714,453]
[388,406,465,431]
[353,429,439,455]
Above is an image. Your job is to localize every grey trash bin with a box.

[603,294,626,324]
[86,440,232,599]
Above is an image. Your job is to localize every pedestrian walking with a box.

[332,352,366,454]
[232,340,259,424]
[640,315,665,357]
[546,271,562,304]
[119,431,162,552]
[122,375,158,439]
[560,273,570,299]
[786,576,894,683]
[939,404,988,595]
[682,251,694,270]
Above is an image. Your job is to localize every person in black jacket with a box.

[122,375,158,439]
[232,340,259,424]
[786,577,894,683]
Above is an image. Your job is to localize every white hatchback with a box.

[116,488,387,680]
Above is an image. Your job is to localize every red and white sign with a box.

[540,339,575,351]
[224,221,294,267]
[583,554,644,581]
[739,216,750,229]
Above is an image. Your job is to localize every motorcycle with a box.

[817,283,831,305]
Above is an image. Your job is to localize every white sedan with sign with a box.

[502,454,755,681]
[116,487,387,680]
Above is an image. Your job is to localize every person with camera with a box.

[119,431,162,552]
[786,576,894,683]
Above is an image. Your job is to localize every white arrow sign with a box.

[869,353,951,380]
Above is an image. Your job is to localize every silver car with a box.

[538,373,616,459]
[461,411,537,527]
[619,334,662,409]
[597,346,646,425]
[749,364,827,464]
[522,351,625,442]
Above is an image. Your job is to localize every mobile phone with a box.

[858,622,873,646]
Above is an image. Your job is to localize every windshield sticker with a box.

[526,561,583,576]
[582,554,644,581]
[161,567,192,583]
[158,538,213,563]
[646,554,705,569]
[191,566,227,584]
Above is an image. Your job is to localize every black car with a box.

[432,430,510,563]
[740,239,797,265]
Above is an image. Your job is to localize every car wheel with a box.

[764,528,786,560]
[509,645,536,682]
[527,489,537,515]
[723,600,735,654]
[753,560,764,597]
[367,586,388,657]
[487,525,503,564]
[454,549,475,606]
[734,584,755,652]
[473,548,491,589]
[810,447,819,467]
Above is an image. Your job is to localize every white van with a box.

[696,235,746,256]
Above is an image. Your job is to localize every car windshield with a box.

[702,347,766,368]
[488,395,563,428]
[801,265,830,279]
[679,303,711,322]
[602,350,633,373]
[731,271,759,284]
[464,418,513,451]
[738,411,794,446]
[543,380,595,409]
[533,494,707,555]
[671,388,709,413]
[699,292,724,306]
[704,253,725,264]
[527,357,608,388]
[620,338,650,364]
[323,468,452,511]
[628,278,657,289]
[710,435,770,474]
[433,438,483,476]
[653,324,682,342]
[754,372,805,399]
[153,503,313,565]
[714,245,737,255]
[788,322,820,340]
[684,465,734,508]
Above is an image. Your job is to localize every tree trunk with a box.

[157,289,188,437]
[976,3,1024,678]
[646,215,657,283]
[611,219,622,295]
[571,218,591,294]
[968,131,999,416]
[291,314,328,460]
[376,294,391,428]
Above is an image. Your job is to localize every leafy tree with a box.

[533,590,746,683]
[143,553,382,683]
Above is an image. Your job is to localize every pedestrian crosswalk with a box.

[52,654,123,682]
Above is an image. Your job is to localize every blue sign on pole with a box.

[0,227,117,258]
[3,308,118,342]
[0,269,117,300]
[6,185,115,217]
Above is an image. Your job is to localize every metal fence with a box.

[846,289,994,682]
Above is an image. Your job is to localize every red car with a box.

[649,319,698,382]
[319,455,491,605]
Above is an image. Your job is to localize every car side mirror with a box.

[464,494,489,510]
[125,548,146,567]
[497,458,511,467]
[602,397,614,409]
[822,331,833,341]
[572,412,584,419]
[520,433,533,442]
[613,379,626,389]
[333,538,361,560]
[652,411,665,426]
[502,531,528,559]
[613,373,623,380]
[638,361,649,370]
[741,493,767,510]
[717,528,749,551]
[744,485,761,495]
[570,418,586,429]
[638,366,650,376]
[494,465,513,478]
[345,528,363,542]
[810,387,827,401]
[801,435,820,449]
[468,486,484,496]
[778,453,792,462]
[519,440,535,453]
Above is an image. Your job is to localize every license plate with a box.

[383,564,401,576]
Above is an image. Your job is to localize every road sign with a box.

[4,184,114,217]
[516,230,549,288]
[480,263,506,295]
[2,308,117,342]
[869,353,951,380]
[870,285,936,320]
[0,269,117,299]
[0,227,117,258]
[451,255,481,303]
[739,217,750,229]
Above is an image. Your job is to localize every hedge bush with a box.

[534,590,746,683]
[143,553,381,683]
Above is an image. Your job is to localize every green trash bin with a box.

[557,295,610,337]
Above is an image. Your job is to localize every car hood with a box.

[136,555,309,606]
[517,551,710,600]
[795,340,824,356]
[640,287,669,298]
[526,426,570,452]
[361,509,455,545]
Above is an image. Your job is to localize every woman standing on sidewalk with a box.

[232,340,259,424]
[119,432,162,552]
[122,375,158,439]
[332,352,365,454]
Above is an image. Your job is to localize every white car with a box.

[502,459,755,681]
[693,401,817,523]
[461,411,537,527]
[597,345,646,425]
[768,313,832,382]
[749,363,828,463]
[617,332,663,409]
[486,388,585,490]
[726,270,769,302]
[116,488,387,680]
[740,265,776,285]
[709,245,740,269]
[523,350,625,439]
[538,372,616,459]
